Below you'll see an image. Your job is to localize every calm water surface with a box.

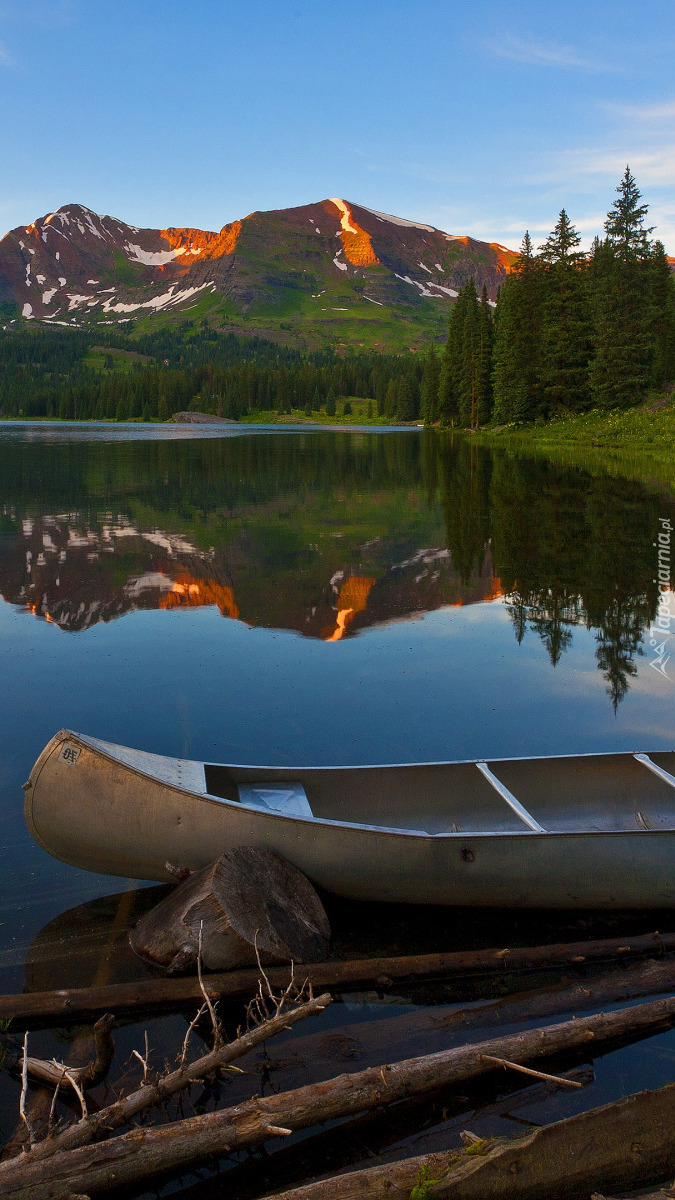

[1,423,674,1180]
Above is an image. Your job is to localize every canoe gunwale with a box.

[26,730,675,843]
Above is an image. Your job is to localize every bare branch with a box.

[47,1066,68,1136]
[61,1070,87,1122]
[481,1054,584,1088]
[179,1003,208,1070]
[197,922,221,1046]
[19,1033,36,1148]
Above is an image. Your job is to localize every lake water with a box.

[1,422,674,1186]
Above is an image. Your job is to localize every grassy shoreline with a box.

[473,393,674,450]
[463,393,675,494]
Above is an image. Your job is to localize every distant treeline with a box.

[421,168,675,425]
[0,323,424,422]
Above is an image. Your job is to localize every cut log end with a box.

[130,848,330,972]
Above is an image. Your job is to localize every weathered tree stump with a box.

[129,849,330,972]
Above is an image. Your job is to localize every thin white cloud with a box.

[0,39,11,66]
[486,35,612,72]
[604,99,675,123]
[547,145,675,188]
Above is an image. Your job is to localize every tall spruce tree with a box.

[438,286,465,425]
[476,284,494,424]
[439,279,486,427]
[492,232,544,423]
[538,209,592,414]
[420,343,441,424]
[647,240,675,388]
[589,167,657,408]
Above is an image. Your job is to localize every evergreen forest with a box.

[0,323,424,423]
[423,168,675,426]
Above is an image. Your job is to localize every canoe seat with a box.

[237,783,313,819]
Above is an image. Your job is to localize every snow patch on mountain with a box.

[362,206,436,233]
[100,281,215,314]
[126,244,187,266]
[329,198,358,235]
[428,283,459,298]
[395,273,436,298]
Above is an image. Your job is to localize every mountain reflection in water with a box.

[0,429,672,705]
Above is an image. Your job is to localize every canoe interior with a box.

[204,752,675,835]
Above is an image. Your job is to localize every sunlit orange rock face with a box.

[160,221,242,262]
[341,228,380,266]
[490,244,519,274]
[325,575,376,641]
[325,200,380,267]
[158,575,240,620]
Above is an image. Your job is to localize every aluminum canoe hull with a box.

[24,730,675,908]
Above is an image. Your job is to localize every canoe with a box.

[25,730,675,908]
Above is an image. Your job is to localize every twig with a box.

[47,1066,68,1135]
[255,931,275,1007]
[179,1003,208,1070]
[197,922,221,1046]
[480,1054,584,1088]
[19,1032,36,1147]
[131,1031,151,1085]
[61,1069,87,1120]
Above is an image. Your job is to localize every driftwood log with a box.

[1,1015,115,1091]
[3,992,675,1199]
[258,1082,675,1200]
[4,928,673,1027]
[271,956,675,1081]
[129,849,330,972]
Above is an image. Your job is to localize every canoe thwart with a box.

[634,753,675,792]
[476,762,546,833]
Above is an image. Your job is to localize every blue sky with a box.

[1,0,674,251]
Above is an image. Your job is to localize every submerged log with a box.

[436,955,675,1033]
[129,849,330,972]
[258,1082,675,1200]
[4,928,673,1027]
[3,993,675,1199]
[274,956,675,1080]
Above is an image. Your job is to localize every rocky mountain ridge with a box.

[0,198,517,341]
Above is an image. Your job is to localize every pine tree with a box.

[420,344,441,424]
[538,209,592,414]
[476,285,494,424]
[492,233,544,423]
[383,378,397,419]
[605,166,652,263]
[396,375,416,421]
[325,386,336,416]
[646,241,675,388]
[458,279,481,427]
[439,279,483,427]
[590,168,657,408]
